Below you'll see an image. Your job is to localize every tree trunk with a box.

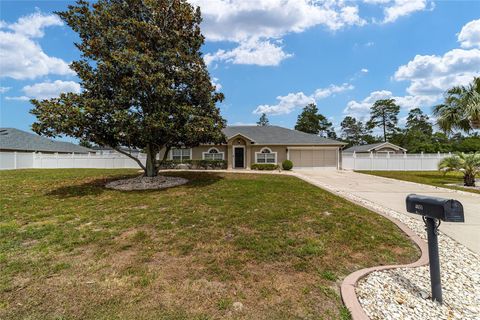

[145,144,158,177]
[463,173,475,187]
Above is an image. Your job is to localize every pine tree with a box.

[257,113,270,126]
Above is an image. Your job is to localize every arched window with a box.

[256,147,277,164]
[203,147,224,160]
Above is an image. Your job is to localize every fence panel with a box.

[342,152,449,171]
[0,152,146,170]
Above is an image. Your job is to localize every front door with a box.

[234,147,244,168]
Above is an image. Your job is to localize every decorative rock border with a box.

[340,210,429,320]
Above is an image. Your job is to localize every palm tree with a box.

[433,77,480,132]
[438,152,480,187]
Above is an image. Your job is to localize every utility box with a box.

[406,194,464,222]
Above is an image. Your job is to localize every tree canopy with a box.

[367,99,400,142]
[30,0,226,177]
[295,103,335,138]
[257,113,269,126]
[340,116,376,147]
[434,77,480,133]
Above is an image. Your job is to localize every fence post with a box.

[370,151,374,170]
[14,151,17,169]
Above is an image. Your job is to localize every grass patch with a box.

[358,170,480,195]
[0,169,418,319]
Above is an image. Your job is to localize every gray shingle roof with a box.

[223,125,346,145]
[0,128,93,153]
[343,142,405,153]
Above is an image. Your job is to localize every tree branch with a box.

[113,147,146,171]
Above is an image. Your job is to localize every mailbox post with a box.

[406,194,464,304]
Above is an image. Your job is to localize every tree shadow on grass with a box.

[46,171,225,198]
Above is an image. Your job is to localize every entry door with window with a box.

[234,147,244,168]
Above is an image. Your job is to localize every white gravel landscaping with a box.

[340,191,479,320]
[294,174,480,320]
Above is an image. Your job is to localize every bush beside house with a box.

[282,160,293,170]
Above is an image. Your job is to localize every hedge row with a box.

[159,159,227,170]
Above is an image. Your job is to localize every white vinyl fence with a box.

[1,151,452,171]
[0,152,146,170]
[342,152,451,171]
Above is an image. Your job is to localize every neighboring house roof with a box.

[0,128,93,153]
[343,142,407,153]
[91,146,141,153]
[223,126,346,145]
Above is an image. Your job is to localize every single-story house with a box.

[343,142,406,154]
[160,125,347,169]
[0,128,93,154]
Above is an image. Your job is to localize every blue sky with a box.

[1,0,479,141]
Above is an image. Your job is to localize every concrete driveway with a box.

[293,170,480,254]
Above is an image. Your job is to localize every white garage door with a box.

[289,148,338,168]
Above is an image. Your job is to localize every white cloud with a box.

[193,0,366,66]
[192,0,366,42]
[0,86,11,93]
[458,19,480,48]
[6,80,80,101]
[254,82,353,115]
[343,90,439,119]
[394,47,480,96]
[22,80,81,99]
[0,12,73,80]
[7,11,62,37]
[5,96,30,101]
[211,77,222,90]
[254,92,314,115]
[204,38,293,66]
[383,0,430,24]
[361,68,369,73]
[313,83,354,99]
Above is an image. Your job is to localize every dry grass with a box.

[0,169,419,319]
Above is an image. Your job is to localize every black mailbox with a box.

[406,194,464,222]
[405,194,465,304]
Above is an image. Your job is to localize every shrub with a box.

[159,159,227,170]
[251,163,278,170]
[282,159,293,170]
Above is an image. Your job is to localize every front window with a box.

[171,148,191,161]
[203,148,224,160]
[256,148,276,164]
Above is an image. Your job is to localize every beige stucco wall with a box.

[159,141,344,169]
[250,145,288,164]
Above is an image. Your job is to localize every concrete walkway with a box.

[293,170,480,254]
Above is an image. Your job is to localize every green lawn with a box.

[358,170,480,195]
[0,169,418,320]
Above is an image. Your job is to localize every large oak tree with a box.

[30,0,226,177]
